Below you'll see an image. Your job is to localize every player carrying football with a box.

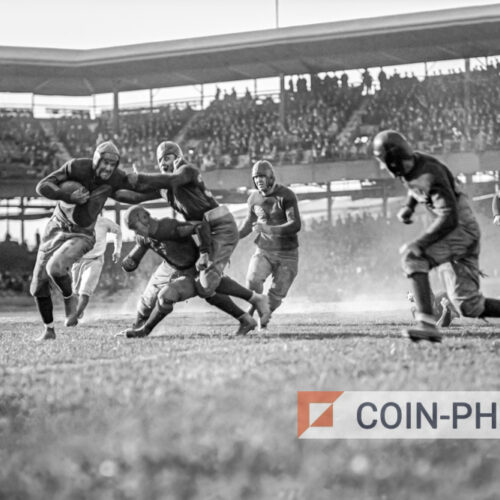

[239,160,301,326]
[31,141,154,341]
[117,205,268,337]
[373,129,500,342]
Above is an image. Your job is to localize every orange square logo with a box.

[297,391,344,437]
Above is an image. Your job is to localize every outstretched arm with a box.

[133,165,197,191]
[112,189,161,204]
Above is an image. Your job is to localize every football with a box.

[59,180,86,196]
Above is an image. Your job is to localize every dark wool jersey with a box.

[402,152,462,249]
[160,159,218,221]
[39,158,136,228]
[136,218,200,270]
[241,184,301,251]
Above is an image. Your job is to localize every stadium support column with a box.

[149,89,154,115]
[382,183,388,219]
[326,182,332,226]
[20,197,25,245]
[464,58,471,140]
[112,83,120,136]
[279,74,285,126]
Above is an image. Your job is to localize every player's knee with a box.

[46,257,67,278]
[247,277,264,293]
[196,270,221,298]
[402,255,430,276]
[457,299,480,318]
[156,298,174,314]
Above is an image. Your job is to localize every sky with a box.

[1,0,499,242]
[1,0,498,49]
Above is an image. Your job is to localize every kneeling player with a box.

[373,129,500,342]
[118,206,271,338]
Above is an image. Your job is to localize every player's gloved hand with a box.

[397,206,414,224]
[70,187,90,205]
[121,257,137,272]
[399,241,422,258]
[112,251,121,263]
[196,252,210,271]
[254,222,273,235]
[493,215,500,226]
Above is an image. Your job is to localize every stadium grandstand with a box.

[2,4,500,297]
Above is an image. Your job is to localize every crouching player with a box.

[373,129,500,342]
[239,160,301,326]
[117,206,270,338]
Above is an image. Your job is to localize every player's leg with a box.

[197,207,239,296]
[401,252,442,342]
[205,293,257,335]
[214,275,271,328]
[125,274,196,338]
[45,233,94,326]
[30,249,56,341]
[267,249,298,314]
[67,257,104,325]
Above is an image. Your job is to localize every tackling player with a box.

[118,205,269,337]
[239,160,301,326]
[69,214,122,325]
[116,141,271,328]
[373,129,500,342]
[31,141,155,341]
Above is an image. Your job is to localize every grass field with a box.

[1,303,500,500]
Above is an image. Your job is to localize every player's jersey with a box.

[246,184,300,251]
[136,218,200,270]
[160,159,218,221]
[39,158,135,229]
[402,152,477,249]
[82,217,121,259]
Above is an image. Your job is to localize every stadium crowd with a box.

[2,61,500,177]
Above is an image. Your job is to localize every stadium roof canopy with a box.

[2,4,500,96]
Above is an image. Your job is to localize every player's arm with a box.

[106,220,123,262]
[413,174,458,250]
[267,194,302,236]
[112,189,161,204]
[121,239,149,272]
[397,194,418,224]
[238,202,257,239]
[132,165,197,191]
[36,160,87,204]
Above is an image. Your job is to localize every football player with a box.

[373,129,500,342]
[70,214,122,324]
[115,141,271,328]
[239,160,301,326]
[117,205,269,338]
[31,141,156,341]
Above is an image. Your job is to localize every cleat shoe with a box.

[402,321,442,343]
[250,293,271,330]
[125,327,151,338]
[64,295,78,327]
[35,327,56,341]
[235,313,258,336]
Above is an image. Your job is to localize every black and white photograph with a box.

[1,0,500,498]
